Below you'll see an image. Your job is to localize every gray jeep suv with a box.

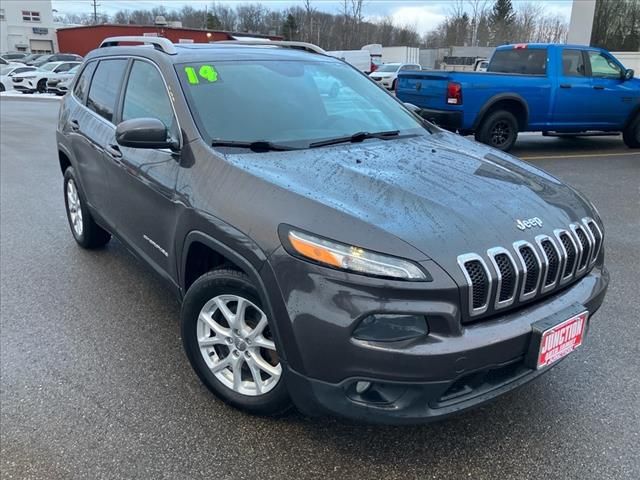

[56,37,608,424]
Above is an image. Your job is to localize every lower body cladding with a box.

[266,247,609,424]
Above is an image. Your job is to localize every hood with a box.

[224,132,596,273]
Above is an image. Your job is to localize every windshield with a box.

[177,59,425,147]
[68,65,80,74]
[375,64,401,73]
[40,63,58,71]
[1,67,12,75]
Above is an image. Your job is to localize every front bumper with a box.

[266,248,609,424]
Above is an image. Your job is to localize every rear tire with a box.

[475,110,519,151]
[0,84,5,92]
[622,114,640,148]
[181,269,291,416]
[63,167,111,249]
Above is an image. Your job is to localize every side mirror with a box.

[115,118,178,150]
[624,68,634,80]
[403,102,421,113]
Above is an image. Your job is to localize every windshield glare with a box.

[41,63,57,71]
[178,60,424,147]
[375,64,401,72]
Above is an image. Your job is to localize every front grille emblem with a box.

[516,217,543,230]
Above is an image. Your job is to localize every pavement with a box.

[1,97,639,479]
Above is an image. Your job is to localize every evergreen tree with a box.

[488,0,516,45]
[282,14,298,40]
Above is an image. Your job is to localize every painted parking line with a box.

[520,151,640,160]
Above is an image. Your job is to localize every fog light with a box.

[353,314,428,342]
[355,381,371,394]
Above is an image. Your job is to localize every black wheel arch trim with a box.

[179,229,290,364]
[472,93,530,130]
[623,104,640,129]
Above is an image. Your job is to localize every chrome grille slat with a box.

[457,254,491,316]
[458,220,602,319]
[535,235,561,293]
[487,247,518,309]
[513,240,542,302]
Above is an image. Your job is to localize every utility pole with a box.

[91,0,100,24]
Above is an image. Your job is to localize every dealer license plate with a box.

[536,311,588,369]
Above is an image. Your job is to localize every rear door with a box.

[101,58,181,277]
[586,50,635,128]
[69,58,127,222]
[552,48,593,128]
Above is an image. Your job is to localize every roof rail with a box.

[214,40,326,55]
[99,36,177,55]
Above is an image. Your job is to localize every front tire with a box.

[475,110,519,151]
[63,167,111,249]
[37,79,47,93]
[622,114,640,148]
[181,269,291,416]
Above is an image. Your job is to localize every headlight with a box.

[286,230,429,280]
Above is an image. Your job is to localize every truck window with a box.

[488,49,547,75]
[588,51,623,79]
[562,49,586,76]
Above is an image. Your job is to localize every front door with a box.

[586,50,634,128]
[102,59,182,278]
[552,48,593,129]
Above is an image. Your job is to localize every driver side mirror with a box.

[624,68,634,80]
[115,118,178,151]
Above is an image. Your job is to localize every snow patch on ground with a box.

[0,91,61,100]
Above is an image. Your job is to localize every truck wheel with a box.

[622,115,640,148]
[181,268,291,416]
[476,110,519,151]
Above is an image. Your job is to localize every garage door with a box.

[29,39,53,53]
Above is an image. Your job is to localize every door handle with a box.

[106,144,123,159]
[559,84,572,89]
[70,119,80,131]
[593,85,605,90]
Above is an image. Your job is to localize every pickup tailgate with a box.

[396,71,453,109]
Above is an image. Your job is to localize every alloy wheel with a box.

[196,294,281,396]
[490,120,512,147]
[66,178,83,237]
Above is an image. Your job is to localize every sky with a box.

[50,0,575,35]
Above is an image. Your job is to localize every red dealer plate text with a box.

[537,311,588,369]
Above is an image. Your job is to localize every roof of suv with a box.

[89,37,335,64]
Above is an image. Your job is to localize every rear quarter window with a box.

[73,61,96,103]
[489,49,548,75]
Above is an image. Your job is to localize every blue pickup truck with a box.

[397,43,640,151]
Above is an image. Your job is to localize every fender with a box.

[472,93,530,130]
[179,228,291,364]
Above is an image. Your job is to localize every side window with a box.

[121,60,175,133]
[588,51,623,79]
[86,59,127,122]
[73,61,96,102]
[54,63,73,73]
[562,49,586,77]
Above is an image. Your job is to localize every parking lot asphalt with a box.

[1,98,639,480]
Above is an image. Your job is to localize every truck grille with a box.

[458,217,602,320]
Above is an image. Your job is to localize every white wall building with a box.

[0,0,58,53]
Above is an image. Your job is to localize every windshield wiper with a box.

[308,130,401,148]
[211,140,300,152]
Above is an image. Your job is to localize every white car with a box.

[11,61,81,94]
[0,65,38,92]
[369,63,422,90]
[46,65,81,95]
